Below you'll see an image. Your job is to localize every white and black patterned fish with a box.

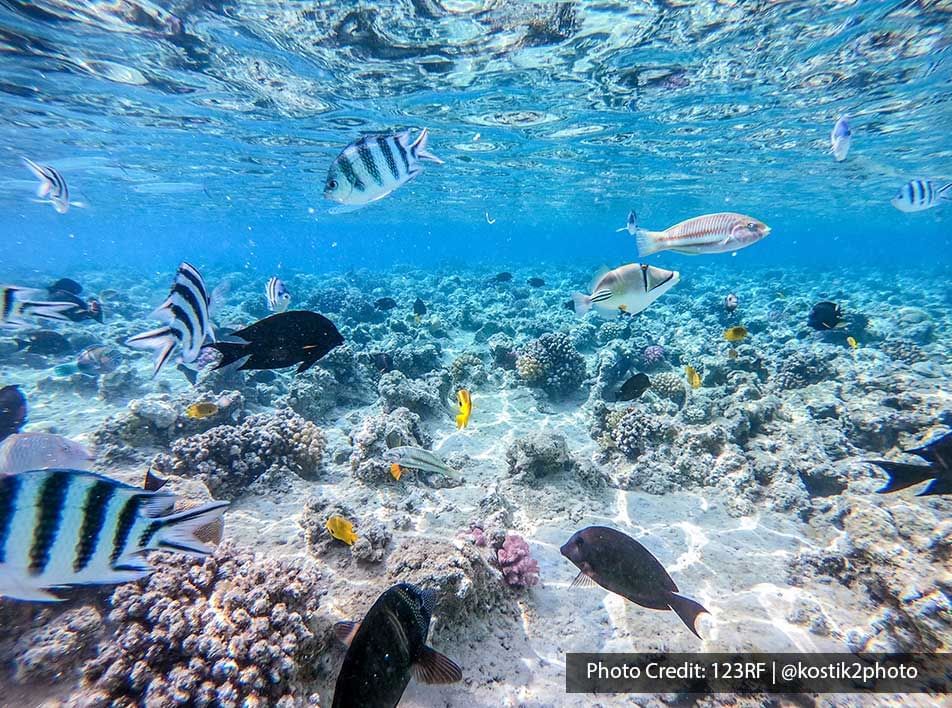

[0,286,76,330]
[891,180,952,212]
[0,468,228,602]
[266,277,291,313]
[324,129,443,213]
[125,262,215,377]
[21,157,74,214]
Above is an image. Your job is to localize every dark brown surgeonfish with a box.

[207,311,343,374]
[561,526,709,638]
[332,583,462,708]
[866,430,952,496]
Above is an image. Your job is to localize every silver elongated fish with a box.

[0,285,75,330]
[891,180,952,213]
[624,211,770,257]
[382,446,461,479]
[22,157,71,213]
[573,263,680,320]
[0,433,94,476]
[0,469,229,602]
[830,116,851,162]
[324,129,443,212]
[266,277,291,313]
[126,262,215,377]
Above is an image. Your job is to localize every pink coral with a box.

[642,345,665,368]
[494,533,540,589]
[457,523,488,548]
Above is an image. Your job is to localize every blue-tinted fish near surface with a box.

[266,277,291,313]
[0,433,94,476]
[830,116,851,162]
[891,180,952,212]
[0,468,229,601]
[1,286,75,330]
[324,129,443,213]
[125,262,216,377]
[22,157,72,213]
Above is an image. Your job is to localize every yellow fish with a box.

[847,336,858,350]
[723,326,748,342]
[325,515,358,546]
[390,463,403,481]
[455,389,473,430]
[185,402,219,420]
[685,365,701,389]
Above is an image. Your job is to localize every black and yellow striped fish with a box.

[324,128,443,212]
[0,469,228,602]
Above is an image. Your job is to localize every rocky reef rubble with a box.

[348,406,430,484]
[300,496,392,565]
[505,431,604,488]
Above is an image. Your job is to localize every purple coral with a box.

[457,523,488,548]
[642,345,666,368]
[493,533,540,589]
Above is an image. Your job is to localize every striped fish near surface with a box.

[21,157,72,214]
[0,469,229,602]
[625,211,770,257]
[324,128,443,213]
[573,263,680,319]
[891,180,952,213]
[266,277,291,313]
[125,262,215,377]
[1,285,76,330]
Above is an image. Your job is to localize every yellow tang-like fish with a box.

[455,389,473,430]
[325,515,358,546]
[685,365,701,389]
[847,336,858,350]
[185,402,219,420]
[723,326,748,342]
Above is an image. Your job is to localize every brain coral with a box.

[515,332,586,399]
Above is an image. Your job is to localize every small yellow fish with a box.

[390,462,402,481]
[455,389,473,430]
[685,365,701,389]
[185,402,218,420]
[723,326,748,342]
[847,336,858,350]
[618,304,628,313]
[325,515,358,546]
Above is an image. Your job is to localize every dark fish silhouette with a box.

[49,278,83,295]
[808,301,843,330]
[616,373,650,402]
[527,277,545,287]
[208,311,343,374]
[561,526,709,638]
[332,583,462,708]
[15,330,72,355]
[866,430,952,496]
[413,298,427,316]
[375,297,397,311]
[48,279,104,323]
[493,272,513,283]
[0,385,27,441]
[563,299,575,312]
[371,352,394,373]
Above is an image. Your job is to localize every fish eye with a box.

[327,179,338,190]
[746,222,755,229]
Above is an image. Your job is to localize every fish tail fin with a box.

[21,300,74,322]
[152,500,230,556]
[177,363,199,385]
[615,210,637,235]
[410,128,443,164]
[572,292,592,316]
[635,229,665,257]
[938,183,952,201]
[126,326,177,377]
[921,477,952,496]
[867,460,936,494]
[668,592,708,639]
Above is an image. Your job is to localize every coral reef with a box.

[515,332,586,399]
[505,432,575,482]
[880,339,927,364]
[651,371,686,405]
[774,350,832,390]
[349,406,431,484]
[642,344,666,368]
[12,606,103,683]
[299,496,391,564]
[449,351,488,387]
[491,533,540,589]
[152,409,324,499]
[377,370,445,417]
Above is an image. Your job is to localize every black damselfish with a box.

[866,430,952,496]
[616,372,650,402]
[208,311,343,374]
[413,297,427,316]
[332,583,462,708]
[0,385,27,441]
[561,525,709,638]
[808,301,843,330]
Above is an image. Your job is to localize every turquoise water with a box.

[1,3,951,707]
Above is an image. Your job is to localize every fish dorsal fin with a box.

[589,265,611,292]
[411,646,463,684]
[333,620,361,647]
[571,571,597,589]
[143,468,168,491]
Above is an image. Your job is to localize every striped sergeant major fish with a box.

[21,157,76,214]
[0,468,228,602]
[891,180,952,213]
[623,211,771,257]
[1,285,76,330]
[125,262,215,377]
[324,128,443,213]
[573,263,680,320]
[266,277,291,313]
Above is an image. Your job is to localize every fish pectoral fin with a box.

[333,620,361,647]
[570,571,597,589]
[412,646,463,685]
